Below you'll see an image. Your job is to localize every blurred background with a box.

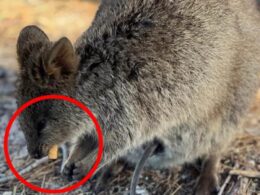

[0,0,259,194]
[0,0,99,71]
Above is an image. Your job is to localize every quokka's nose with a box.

[32,150,43,159]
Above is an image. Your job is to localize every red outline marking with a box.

[3,95,104,194]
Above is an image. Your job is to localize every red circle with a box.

[3,94,104,194]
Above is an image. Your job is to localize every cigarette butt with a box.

[48,145,58,160]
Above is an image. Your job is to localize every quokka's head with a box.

[16,25,82,159]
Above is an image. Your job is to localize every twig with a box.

[218,163,239,195]
[39,174,46,195]
[0,157,48,183]
[229,170,260,178]
[12,185,17,195]
[218,174,232,195]
[21,186,25,195]
[31,158,59,175]
[229,178,241,195]
[172,184,182,195]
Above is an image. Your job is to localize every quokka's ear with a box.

[44,37,79,82]
[17,25,79,88]
[17,25,50,66]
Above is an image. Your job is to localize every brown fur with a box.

[16,0,260,193]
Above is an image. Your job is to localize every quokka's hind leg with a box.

[194,154,220,195]
[94,159,128,193]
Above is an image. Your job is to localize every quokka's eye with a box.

[36,119,47,135]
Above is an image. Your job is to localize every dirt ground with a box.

[0,1,259,195]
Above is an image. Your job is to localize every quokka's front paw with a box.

[62,152,99,181]
[62,161,90,181]
[62,162,74,181]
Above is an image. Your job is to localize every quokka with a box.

[16,0,260,194]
